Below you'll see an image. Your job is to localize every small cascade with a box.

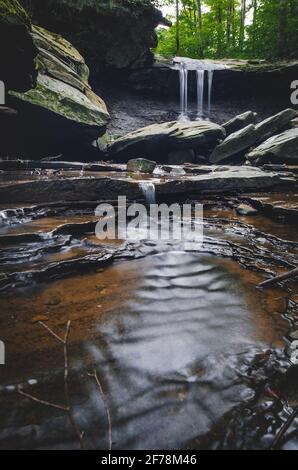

[196,70,205,118]
[207,70,214,118]
[0,211,8,223]
[178,63,188,119]
[139,182,156,205]
[174,58,227,120]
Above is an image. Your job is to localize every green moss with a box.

[0,0,30,27]
[9,74,109,128]
[235,60,298,73]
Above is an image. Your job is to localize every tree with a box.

[197,0,204,57]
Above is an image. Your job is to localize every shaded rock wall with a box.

[0,0,37,92]
[20,0,169,73]
[127,60,298,107]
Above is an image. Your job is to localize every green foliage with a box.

[156,0,298,60]
[0,0,30,26]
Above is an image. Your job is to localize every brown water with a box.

[0,198,297,450]
[0,251,290,450]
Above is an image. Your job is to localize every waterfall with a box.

[207,70,214,117]
[196,70,205,118]
[178,63,188,119]
[139,182,156,205]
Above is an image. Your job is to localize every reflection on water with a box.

[0,250,289,449]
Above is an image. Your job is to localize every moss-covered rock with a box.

[10,74,109,128]
[0,0,37,91]
[7,20,110,159]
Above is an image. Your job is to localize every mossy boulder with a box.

[10,74,109,129]
[7,22,110,159]
[0,0,37,91]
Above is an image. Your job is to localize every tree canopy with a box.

[155,0,298,60]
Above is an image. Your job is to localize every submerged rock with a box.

[110,121,225,163]
[0,0,37,92]
[127,158,156,174]
[246,128,298,166]
[236,203,258,216]
[223,111,258,137]
[8,25,110,159]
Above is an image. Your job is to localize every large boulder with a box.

[254,108,297,144]
[210,108,297,164]
[0,0,37,92]
[20,0,169,72]
[109,121,226,163]
[223,111,257,137]
[246,128,298,166]
[7,25,110,159]
[209,124,258,164]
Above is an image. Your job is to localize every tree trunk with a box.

[197,0,204,58]
[279,0,288,58]
[252,0,258,55]
[176,0,180,55]
[239,0,246,51]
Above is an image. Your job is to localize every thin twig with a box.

[39,321,64,344]
[18,387,68,411]
[88,369,112,450]
[18,321,86,450]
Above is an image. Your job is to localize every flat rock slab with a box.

[246,193,298,219]
[109,120,226,162]
[0,160,125,172]
[0,167,290,204]
[156,167,286,196]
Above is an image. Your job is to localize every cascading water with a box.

[139,182,156,205]
[178,63,188,120]
[207,70,214,118]
[196,70,205,118]
[174,58,227,121]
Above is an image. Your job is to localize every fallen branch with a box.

[88,369,112,450]
[18,321,86,450]
[271,407,298,450]
[257,267,298,289]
